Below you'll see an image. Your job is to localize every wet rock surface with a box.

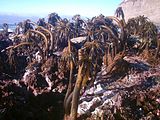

[78,56,160,119]
[0,63,66,120]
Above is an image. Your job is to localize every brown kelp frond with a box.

[28,29,48,51]
[101,25,119,41]
[108,16,124,29]
[5,42,32,51]
[28,21,39,28]
[106,51,129,75]
[5,45,15,50]
[13,42,33,49]
[36,26,54,50]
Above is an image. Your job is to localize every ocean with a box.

[0,24,16,32]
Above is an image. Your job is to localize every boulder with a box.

[120,0,160,26]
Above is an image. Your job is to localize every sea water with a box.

[0,24,16,32]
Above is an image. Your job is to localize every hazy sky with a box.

[0,0,122,17]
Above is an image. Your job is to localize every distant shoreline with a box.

[0,14,39,24]
[0,24,16,32]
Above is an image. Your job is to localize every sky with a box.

[0,0,122,17]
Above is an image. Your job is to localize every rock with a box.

[77,55,160,119]
[120,0,160,26]
[70,36,87,43]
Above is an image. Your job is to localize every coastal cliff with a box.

[120,0,160,26]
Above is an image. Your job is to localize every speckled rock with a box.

[120,0,160,26]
